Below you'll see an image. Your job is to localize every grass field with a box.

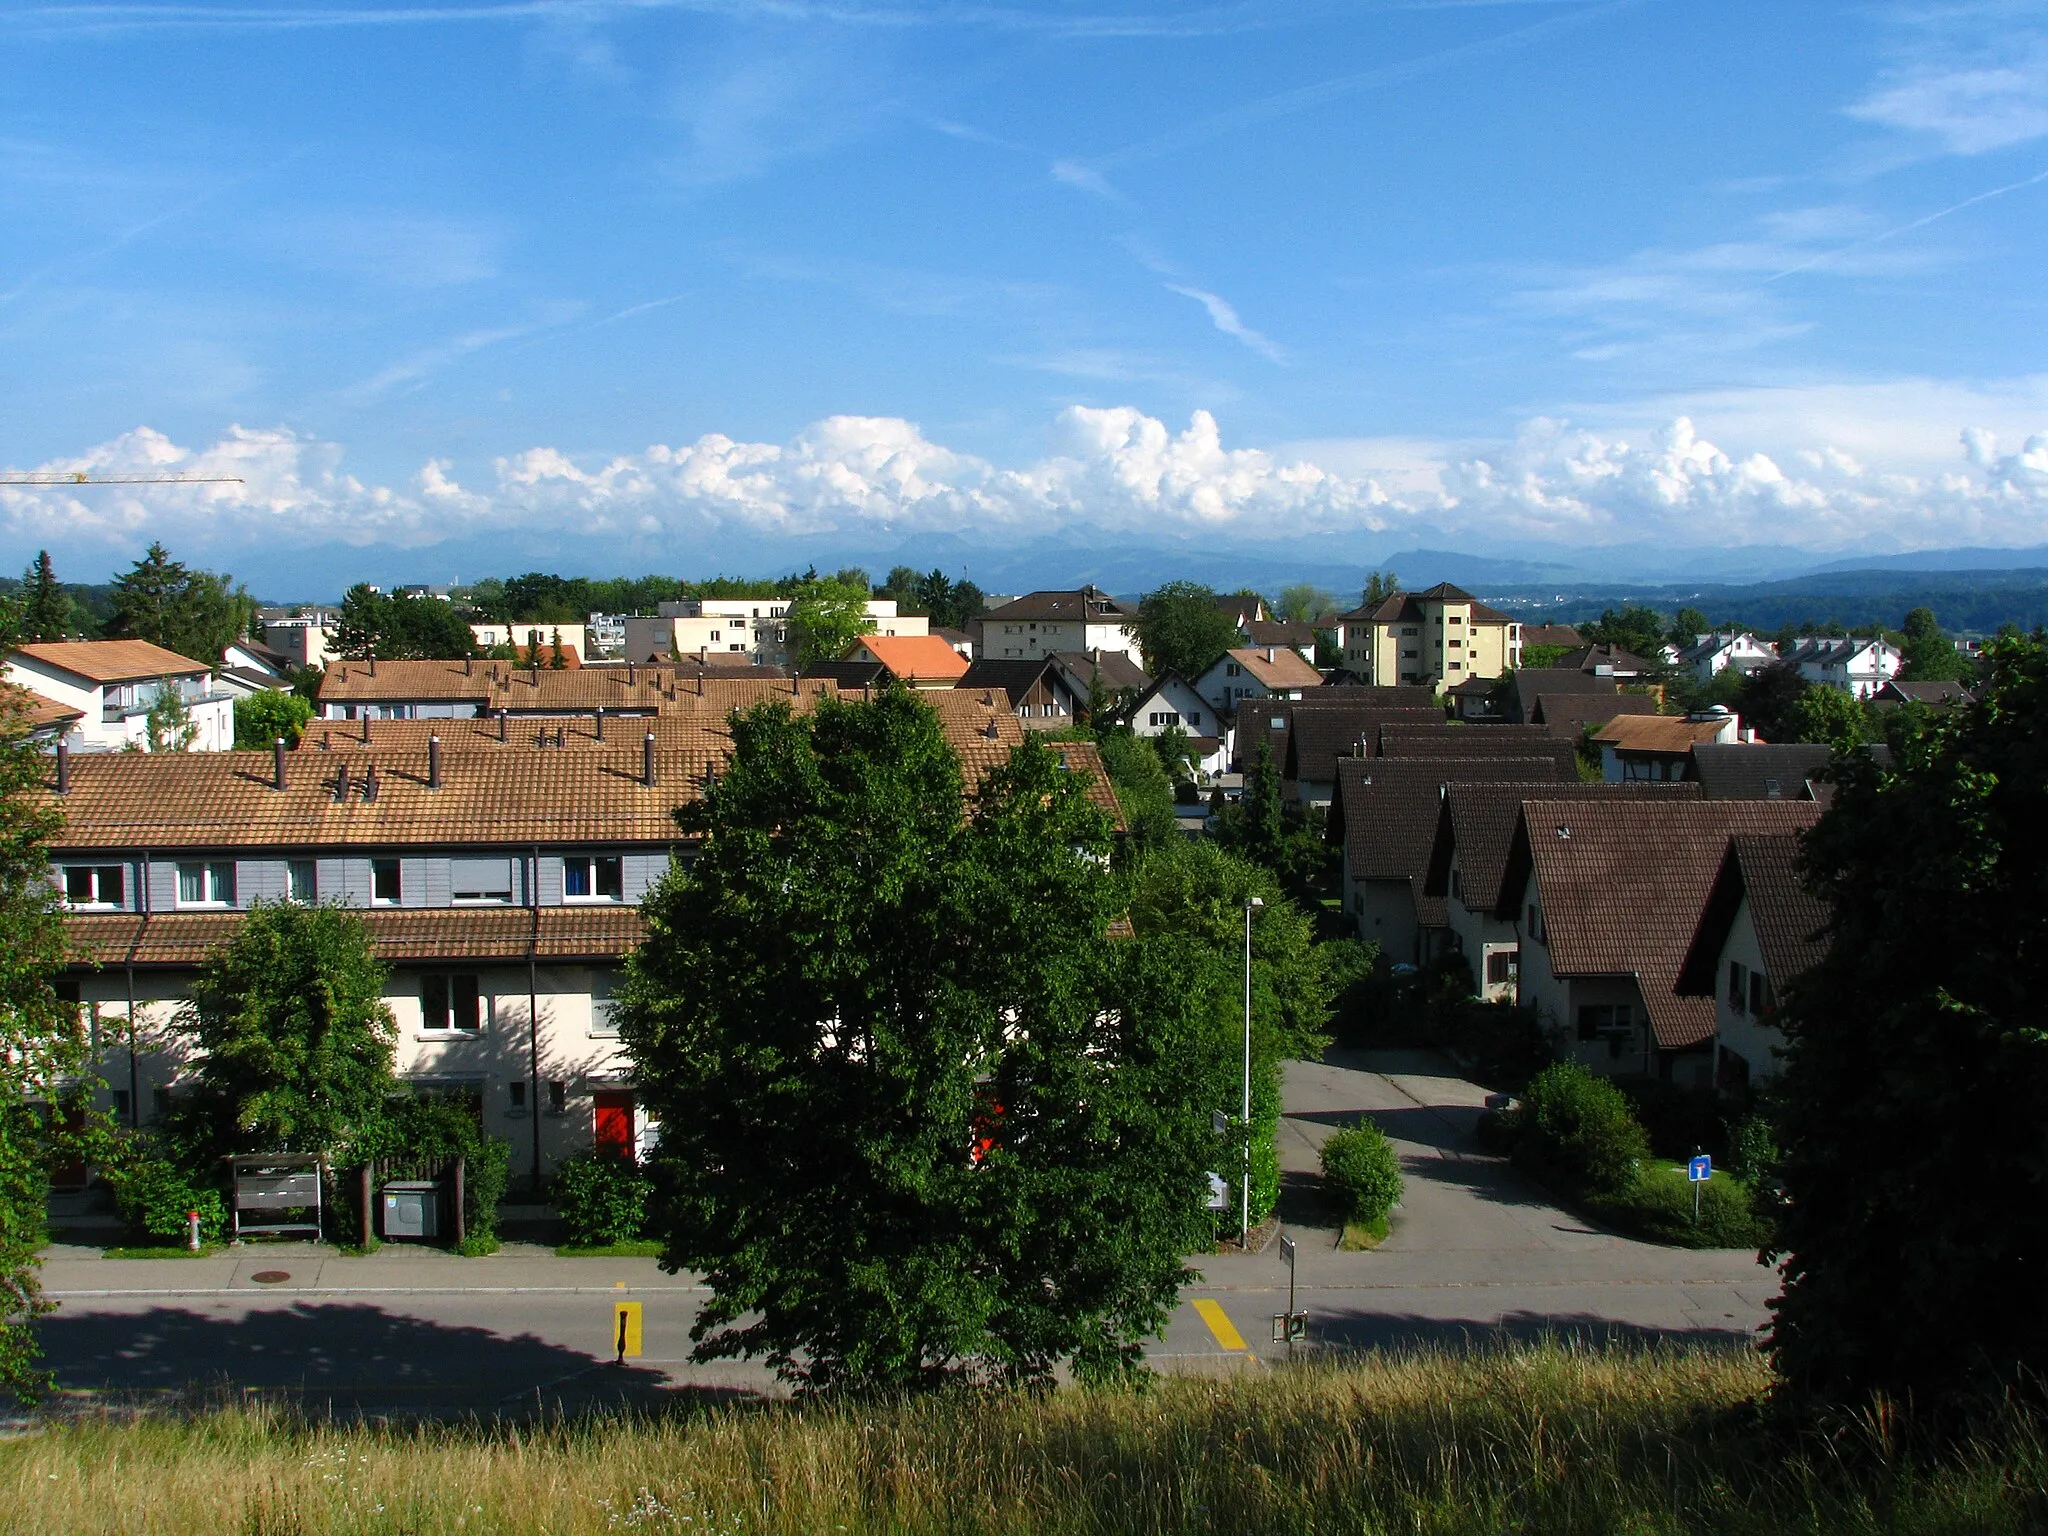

[3,1340,2043,1534]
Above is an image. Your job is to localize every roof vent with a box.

[273,738,287,792]
[1555,824,1571,840]
[362,763,379,802]
[594,709,605,743]
[1688,704,1733,722]
[982,720,1000,740]
[498,710,507,743]
[643,732,657,789]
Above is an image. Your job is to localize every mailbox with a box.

[381,1180,440,1240]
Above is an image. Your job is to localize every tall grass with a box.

[1,1341,2042,1534]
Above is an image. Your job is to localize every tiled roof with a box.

[1528,692,1658,730]
[1378,724,1575,777]
[853,633,971,683]
[958,658,1060,706]
[1220,646,1324,691]
[12,640,212,683]
[1591,715,1733,754]
[1558,644,1656,674]
[1877,679,1973,705]
[65,905,649,968]
[2,684,84,731]
[983,588,1134,623]
[1242,619,1317,649]
[1676,834,1829,1000]
[1333,756,1571,930]
[1048,649,1151,696]
[1423,779,1701,914]
[318,659,787,711]
[1689,742,1832,800]
[38,689,1053,849]
[1521,624,1584,649]
[1283,705,1446,784]
[1510,799,1822,1050]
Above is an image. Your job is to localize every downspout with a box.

[529,843,543,1197]
[133,849,151,1128]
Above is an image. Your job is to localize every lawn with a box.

[3,1341,2043,1534]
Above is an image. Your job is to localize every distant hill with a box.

[1488,568,2048,636]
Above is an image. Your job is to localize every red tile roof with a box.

[12,640,211,683]
[852,633,972,683]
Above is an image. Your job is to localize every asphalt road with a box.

[33,1050,1778,1416]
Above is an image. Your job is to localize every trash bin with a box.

[381,1180,440,1240]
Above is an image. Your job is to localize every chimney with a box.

[369,656,376,676]
[427,735,442,789]
[361,714,371,744]
[332,767,347,804]
[273,737,287,792]
[628,662,635,686]
[498,710,507,744]
[463,657,472,676]
[54,738,69,794]
[641,732,657,788]
[363,763,379,802]
[594,709,605,743]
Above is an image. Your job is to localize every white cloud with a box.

[10,391,2048,564]
[1849,38,2048,154]
[1165,285,1285,364]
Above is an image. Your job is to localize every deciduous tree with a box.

[1136,581,1240,683]
[232,690,314,749]
[784,576,875,669]
[1897,606,1974,684]
[1770,634,2048,1406]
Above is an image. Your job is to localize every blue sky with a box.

[3,0,2048,590]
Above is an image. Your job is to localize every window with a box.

[176,861,235,907]
[564,855,624,902]
[508,1080,527,1115]
[372,859,402,904]
[63,865,125,908]
[1728,961,1749,1014]
[1225,663,1240,677]
[420,973,484,1033]
[450,857,513,904]
[288,860,316,903]
[1486,949,1517,986]
[1576,1003,1631,1041]
[1750,971,1772,1017]
[546,1079,567,1116]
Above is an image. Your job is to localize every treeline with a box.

[455,564,990,631]
[0,544,254,662]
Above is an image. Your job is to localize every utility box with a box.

[381,1180,440,1240]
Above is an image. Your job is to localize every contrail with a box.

[1766,165,2048,283]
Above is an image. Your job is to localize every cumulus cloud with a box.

[9,398,2048,565]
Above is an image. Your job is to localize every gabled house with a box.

[1676,833,1830,1091]
[1788,636,1901,699]
[1555,643,1657,680]
[1591,710,1741,781]
[1332,583,1520,690]
[1502,798,1821,1085]
[1423,780,1701,1001]
[217,639,299,700]
[1126,674,1228,779]
[1195,645,1324,719]
[1241,619,1318,662]
[1873,678,1973,708]
[1525,692,1658,732]
[1047,649,1151,721]
[956,657,1085,727]
[1213,593,1268,628]
[1279,701,1446,806]
[5,640,234,753]
[843,634,971,688]
[1674,632,1775,682]
[1330,756,1569,967]
[1505,666,1615,724]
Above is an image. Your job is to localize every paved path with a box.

[31,1051,1777,1414]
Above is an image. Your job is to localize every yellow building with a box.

[1335,583,1521,690]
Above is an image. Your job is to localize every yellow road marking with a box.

[1192,1298,1246,1352]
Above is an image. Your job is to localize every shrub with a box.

[1512,1062,1650,1195]
[1589,1163,1774,1250]
[344,1093,512,1250]
[553,1152,650,1247]
[102,1138,227,1245]
[1319,1121,1403,1224]
[1617,1077,1726,1162]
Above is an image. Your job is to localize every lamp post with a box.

[1242,895,1264,1249]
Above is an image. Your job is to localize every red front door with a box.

[593,1091,635,1161]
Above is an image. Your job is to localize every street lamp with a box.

[1242,895,1264,1249]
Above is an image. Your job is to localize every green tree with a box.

[1215,735,1284,866]
[1897,606,1974,684]
[331,585,474,660]
[18,552,70,643]
[172,904,398,1159]
[1581,606,1668,658]
[106,543,250,662]
[144,685,196,752]
[1277,584,1337,624]
[1788,686,1871,754]
[1360,572,1399,610]
[1669,607,1711,648]
[1093,729,1178,851]
[1136,581,1241,682]
[784,576,875,669]
[332,584,385,660]
[1736,660,1810,743]
[1770,634,2048,1406]
[233,690,314,749]
[0,693,94,1399]
[620,692,1226,1391]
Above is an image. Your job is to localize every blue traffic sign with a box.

[1687,1154,1712,1183]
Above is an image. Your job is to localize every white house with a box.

[472,622,591,660]
[973,589,1143,669]
[626,599,925,666]
[1128,674,1229,779]
[5,641,234,753]
[1194,646,1323,719]
[1675,632,1776,682]
[1787,636,1901,699]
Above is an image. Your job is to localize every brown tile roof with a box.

[1688,742,1832,800]
[1333,757,1571,930]
[958,657,1061,707]
[12,639,211,683]
[1221,646,1324,692]
[1242,619,1317,650]
[1316,684,1440,707]
[1509,799,1822,1050]
[1527,692,1659,730]
[1048,649,1150,696]
[1378,724,1577,777]
[983,588,1134,623]
[1,684,85,732]
[852,633,971,683]
[1521,624,1584,649]
[1676,834,1830,1000]
[1591,715,1732,754]
[1558,643,1656,674]
[317,659,789,712]
[1283,706,1446,785]
[64,905,649,968]
[1423,780,1702,914]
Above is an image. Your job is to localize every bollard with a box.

[187,1208,201,1251]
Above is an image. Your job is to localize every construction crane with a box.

[0,472,244,485]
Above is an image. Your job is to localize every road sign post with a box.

[1687,1153,1712,1224]
[1269,1234,1307,1352]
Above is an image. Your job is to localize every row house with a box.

[1787,636,1902,699]
[1673,631,1776,682]
[624,598,927,667]
[1590,709,1743,781]
[37,692,1118,1182]
[5,641,235,753]
[1194,645,1323,721]
[316,658,828,722]
[1272,695,1442,806]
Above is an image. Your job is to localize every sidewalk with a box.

[39,1241,701,1299]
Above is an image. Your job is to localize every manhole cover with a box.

[250,1271,291,1284]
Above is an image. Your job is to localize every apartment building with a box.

[973,589,1142,668]
[5,641,235,753]
[1333,584,1521,690]
[625,599,927,667]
